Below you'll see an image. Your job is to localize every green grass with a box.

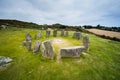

[0,27,120,80]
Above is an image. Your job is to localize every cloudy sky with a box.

[0,0,120,26]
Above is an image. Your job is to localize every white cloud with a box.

[0,0,120,26]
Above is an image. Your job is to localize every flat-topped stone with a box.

[27,41,32,51]
[59,46,85,58]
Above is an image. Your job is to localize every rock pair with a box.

[33,40,54,59]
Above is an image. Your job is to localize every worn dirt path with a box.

[52,38,72,49]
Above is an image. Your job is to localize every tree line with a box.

[0,19,120,32]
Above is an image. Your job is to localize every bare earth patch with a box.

[52,38,71,49]
[87,29,120,39]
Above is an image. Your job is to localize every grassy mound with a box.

[0,27,120,80]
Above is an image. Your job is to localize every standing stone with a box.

[46,29,51,37]
[61,29,64,36]
[26,33,32,41]
[53,29,57,37]
[38,31,42,38]
[73,32,82,40]
[83,34,89,50]
[33,41,41,54]
[42,40,54,59]
[26,41,32,51]
[65,31,69,36]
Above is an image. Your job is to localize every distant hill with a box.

[0,19,43,29]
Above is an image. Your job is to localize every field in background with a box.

[0,27,120,80]
[87,29,120,39]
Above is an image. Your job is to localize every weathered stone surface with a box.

[59,46,85,58]
[33,41,41,54]
[83,34,89,50]
[26,33,32,41]
[23,41,27,46]
[53,29,57,37]
[46,29,51,37]
[0,56,13,69]
[65,31,69,36]
[73,32,82,40]
[38,31,42,38]
[26,41,32,51]
[61,29,64,36]
[42,40,54,59]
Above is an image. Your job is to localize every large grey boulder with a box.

[61,29,64,36]
[33,41,41,54]
[42,40,54,59]
[26,33,32,41]
[59,46,85,58]
[46,29,51,37]
[83,34,89,50]
[73,32,82,40]
[38,31,42,38]
[53,29,57,37]
[0,56,13,69]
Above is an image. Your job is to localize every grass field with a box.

[0,27,120,80]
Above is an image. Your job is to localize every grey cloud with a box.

[0,0,120,26]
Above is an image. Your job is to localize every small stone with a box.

[33,41,41,54]
[65,31,69,36]
[38,31,42,38]
[61,29,64,36]
[0,25,7,29]
[26,33,32,41]
[53,29,57,37]
[0,56,13,69]
[46,29,51,37]
[83,34,89,50]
